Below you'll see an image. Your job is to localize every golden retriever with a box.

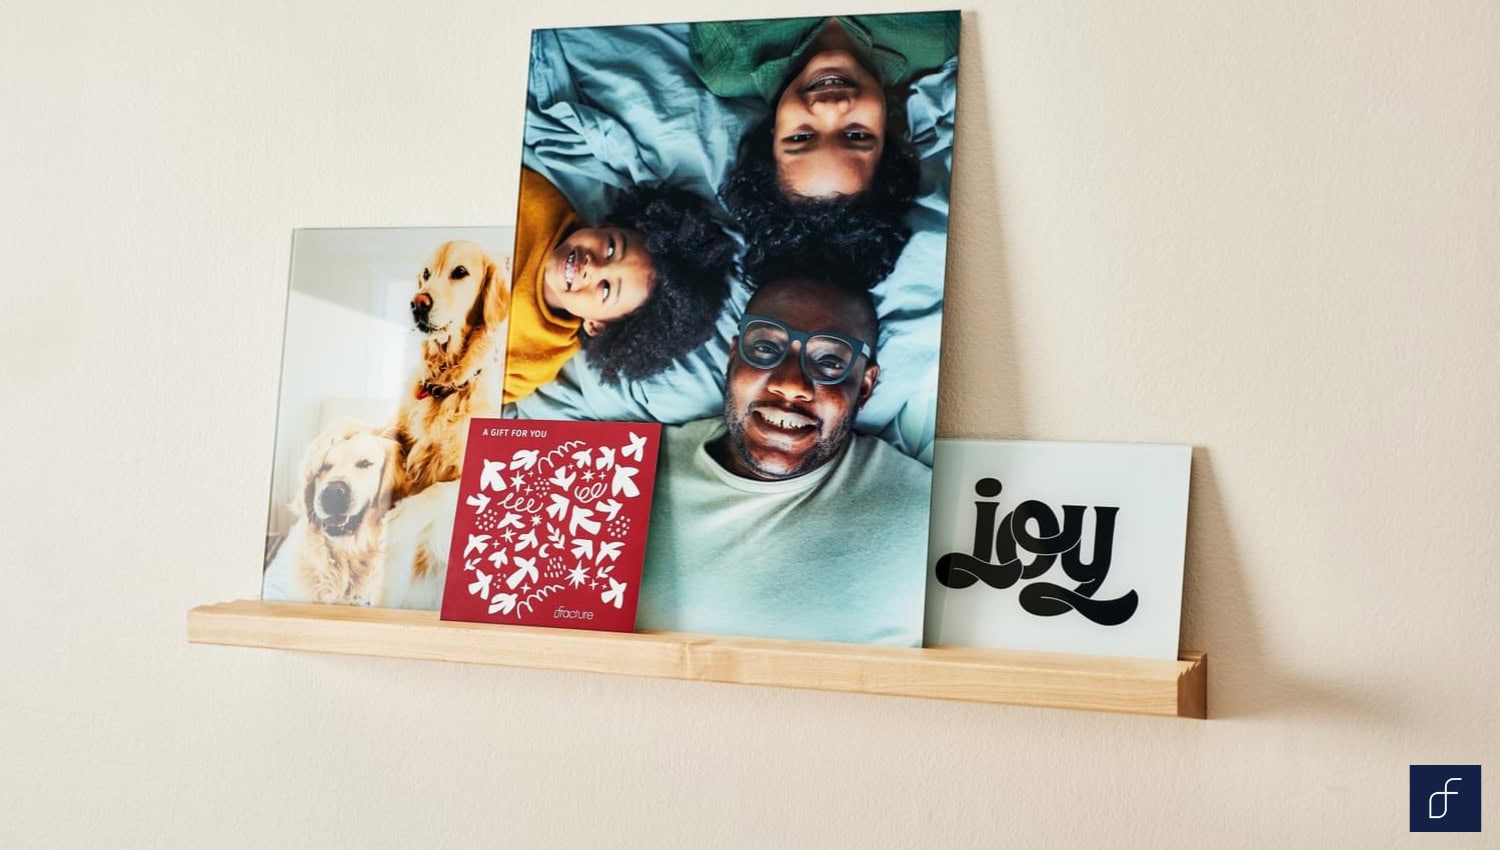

[390,240,509,493]
[382,240,509,606]
[282,421,403,606]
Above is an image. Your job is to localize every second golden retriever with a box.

[284,422,403,606]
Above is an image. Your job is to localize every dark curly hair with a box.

[578,184,736,385]
[720,91,920,291]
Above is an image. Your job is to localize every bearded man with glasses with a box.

[637,275,931,646]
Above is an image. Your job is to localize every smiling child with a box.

[505,168,736,403]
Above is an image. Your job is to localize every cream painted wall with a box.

[2,1,1497,846]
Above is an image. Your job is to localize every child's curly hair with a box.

[579,184,737,385]
[720,97,920,291]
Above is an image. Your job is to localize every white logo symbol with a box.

[1428,777,1462,819]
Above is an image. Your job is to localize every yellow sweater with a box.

[504,169,583,404]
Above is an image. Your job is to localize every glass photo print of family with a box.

[509,12,959,646]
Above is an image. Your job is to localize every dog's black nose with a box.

[319,481,351,515]
[411,292,432,323]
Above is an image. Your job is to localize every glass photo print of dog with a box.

[261,227,514,611]
[496,12,961,645]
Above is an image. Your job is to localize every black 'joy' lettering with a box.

[934,478,1138,626]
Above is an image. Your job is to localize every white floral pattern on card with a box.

[443,423,660,628]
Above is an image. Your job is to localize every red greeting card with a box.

[440,419,662,632]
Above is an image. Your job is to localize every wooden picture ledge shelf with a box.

[187,600,1207,719]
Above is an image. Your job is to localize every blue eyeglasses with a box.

[736,313,874,385]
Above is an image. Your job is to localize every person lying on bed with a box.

[505,167,736,403]
[696,12,959,286]
[635,271,930,646]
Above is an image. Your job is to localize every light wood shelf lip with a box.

[187,599,1207,719]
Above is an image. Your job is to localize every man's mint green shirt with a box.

[637,418,932,646]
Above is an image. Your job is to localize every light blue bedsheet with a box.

[517,25,957,466]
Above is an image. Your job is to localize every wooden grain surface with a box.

[187,600,1208,718]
